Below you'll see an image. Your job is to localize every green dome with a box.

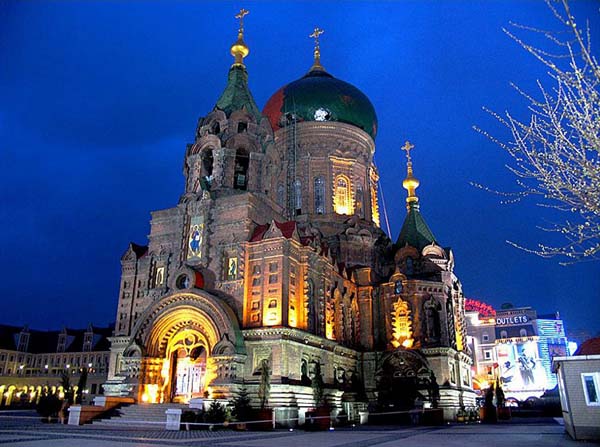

[263,69,378,138]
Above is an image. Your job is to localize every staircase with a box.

[93,403,188,429]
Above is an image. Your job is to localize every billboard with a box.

[497,340,547,395]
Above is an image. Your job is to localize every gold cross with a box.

[402,140,415,162]
[235,8,249,31]
[310,27,324,46]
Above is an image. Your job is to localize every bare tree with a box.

[475,0,600,264]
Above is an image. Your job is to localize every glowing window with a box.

[334,175,352,215]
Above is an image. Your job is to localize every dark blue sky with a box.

[1,1,598,336]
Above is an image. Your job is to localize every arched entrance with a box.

[376,349,436,412]
[129,291,245,403]
[168,329,208,402]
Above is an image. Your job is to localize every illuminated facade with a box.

[466,302,569,401]
[104,13,475,421]
[0,325,111,407]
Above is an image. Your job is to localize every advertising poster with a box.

[497,341,547,393]
[547,342,567,359]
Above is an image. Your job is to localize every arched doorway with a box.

[167,330,208,402]
[376,349,434,413]
[129,291,245,404]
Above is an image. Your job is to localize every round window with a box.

[176,274,190,290]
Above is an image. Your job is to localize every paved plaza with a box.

[0,412,598,447]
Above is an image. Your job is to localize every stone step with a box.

[92,403,189,427]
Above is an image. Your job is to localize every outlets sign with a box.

[496,314,529,326]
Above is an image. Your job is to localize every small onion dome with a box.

[402,174,420,192]
[263,68,378,139]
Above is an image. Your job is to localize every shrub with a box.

[205,401,228,425]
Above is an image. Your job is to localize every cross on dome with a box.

[230,8,250,67]
[401,140,420,210]
[235,8,249,33]
[402,140,415,162]
[309,27,325,71]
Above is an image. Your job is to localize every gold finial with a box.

[401,140,420,210]
[230,8,250,67]
[309,27,325,71]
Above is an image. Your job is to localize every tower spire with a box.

[309,27,325,71]
[401,140,420,211]
[230,8,250,67]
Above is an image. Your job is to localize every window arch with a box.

[334,175,352,215]
[201,149,213,178]
[276,183,285,207]
[314,177,325,214]
[355,184,364,218]
[234,148,249,190]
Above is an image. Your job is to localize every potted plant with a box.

[255,359,273,430]
[230,381,253,430]
[307,362,330,431]
[495,379,511,420]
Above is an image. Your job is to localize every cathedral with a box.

[104,11,475,422]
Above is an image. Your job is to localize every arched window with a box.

[293,180,302,214]
[201,150,213,178]
[276,183,285,207]
[234,148,249,190]
[519,328,528,337]
[334,175,352,215]
[314,177,325,214]
[355,184,364,218]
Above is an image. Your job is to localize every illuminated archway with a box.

[130,291,245,403]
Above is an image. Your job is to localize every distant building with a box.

[0,324,112,406]
[553,338,600,441]
[466,302,568,401]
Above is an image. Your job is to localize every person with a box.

[59,400,69,424]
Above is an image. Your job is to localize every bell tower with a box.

[181,8,271,203]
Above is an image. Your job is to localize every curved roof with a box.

[263,68,377,138]
[575,337,600,356]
